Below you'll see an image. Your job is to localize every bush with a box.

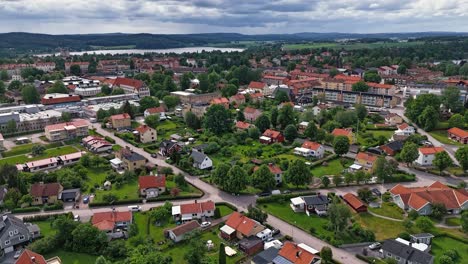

[213,208,221,219]
[257,191,316,204]
[44,202,64,211]
[12,207,41,213]
[104,136,115,144]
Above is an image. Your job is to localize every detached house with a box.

[235,121,252,131]
[0,214,37,255]
[294,141,324,158]
[220,212,265,240]
[135,125,157,143]
[260,129,284,144]
[144,106,167,120]
[167,220,200,243]
[115,147,147,171]
[447,127,468,144]
[381,239,433,264]
[159,140,183,157]
[210,97,229,109]
[172,200,215,222]
[390,181,468,215]
[395,123,415,136]
[138,175,166,198]
[229,94,246,106]
[342,193,367,213]
[272,242,321,264]
[190,150,213,170]
[290,195,330,216]
[30,182,63,205]
[415,147,445,166]
[354,152,379,173]
[331,128,354,143]
[113,77,150,97]
[244,107,262,122]
[92,210,133,233]
[82,136,112,153]
[385,113,403,126]
[109,113,131,130]
[254,163,283,184]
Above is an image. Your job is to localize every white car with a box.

[74,215,80,222]
[14,249,23,259]
[200,222,211,228]
[368,242,381,250]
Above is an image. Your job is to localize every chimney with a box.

[296,250,302,258]
[31,256,36,262]
[194,200,197,204]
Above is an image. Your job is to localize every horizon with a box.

[0,0,467,34]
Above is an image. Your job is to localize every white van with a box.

[128,205,141,212]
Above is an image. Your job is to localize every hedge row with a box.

[44,204,64,211]
[89,198,143,208]
[434,233,468,244]
[104,136,116,144]
[23,212,73,222]
[146,194,203,202]
[214,202,238,212]
[257,191,317,204]
[12,207,41,213]
[310,154,338,168]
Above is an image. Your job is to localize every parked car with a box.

[368,242,381,250]
[282,190,291,194]
[74,215,80,222]
[151,153,157,158]
[258,192,271,197]
[83,196,90,204]
[200,222,211,228]
[371,188,382,197]
[128,205,141,212]
[271,229,281,236]
[14,249,23,259]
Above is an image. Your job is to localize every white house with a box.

[190,150,213,170]
[144,106,167,120]
[171,200,215,222]
[254,163,283,184]
[167,220,200,243]
[395,123,415,136]
[294,141,324,158]
[415,147,445,166]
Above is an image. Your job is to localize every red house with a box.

[447,127,468,144]
[260,129,284,144]
[342,193,367,213]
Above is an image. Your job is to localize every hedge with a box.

[434,233,468,243]
[12,207,41,213]
[89,198,143,207]
[23,212,73,222]
[257,191,317,204]
[44,204,64,211]
[146,194,203,202]
[104,136,116,144]
[214,202,238,212]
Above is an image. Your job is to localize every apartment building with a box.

[44,119,89,141]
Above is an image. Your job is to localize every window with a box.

[387,253,392,257]
[14,229,18,234]
[5,240,10,245]
[8,231,13,237]
[19,235,25,240]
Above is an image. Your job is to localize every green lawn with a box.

[44,250,98,264]
[86,168,110,191]
[357,130,394,147]
[310,158,351,177]
[428,130,464,146]
[217,205,235,217]
[94,180,140,202]
[157,118,196,140]
[431,236,468,264]
[368,202,405,220]
[445,217,461,226]
[353,213,415,240]
[2,143,37,157]
[0,145,79,165]
[133,212,177,243]
[32,220,56,238]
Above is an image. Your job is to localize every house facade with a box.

[135,125,157,143]
[221,212,265,240]
[113,77,150,97]
[385,113,403,126]
[260,129,284,144]
[24,158,58,173]
[92,211,133,233]
[415,147,445,166]
[395,123,415,136]
[159,140,183,157]
[290,195,330,216]
[109,113,131,130]
[30,182,63,205]
[381,239,433,264]
[0,214,36,254]
[190,150,213,170]
[138,175,166,198]
[167,220,200,243]
[447,127,468,144]
[171,200,215,222]
[57,151,84,166]
[244,107,262,122]
[294,141,324,158]
[115,147,147,171]
[44,119,89,141]
[354,152,378,173]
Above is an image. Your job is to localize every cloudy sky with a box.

[0,0,467,34]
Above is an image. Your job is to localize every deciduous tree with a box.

[284,160,311,188]
[251,164,276,191]
[455,146,468,171]
[203,104,231,135]
[400,142,419,166]
[433,151,453,175]
[333,136,350,156]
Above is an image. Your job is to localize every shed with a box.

[342,193,367,213]
[238,236,264,255]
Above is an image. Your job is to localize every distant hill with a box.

[0,31,467,54]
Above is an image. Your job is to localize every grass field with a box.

[445,217,461,226]
[217,205,235,217]
[0,145,79,165]
[428,130,464,146]
[353,213,414,240]
[310,158,352,177]
[431,236,468,264]
[44,250,98,264]
[368,202,405,220]
[283,41,425,51]
[94,179,140,202]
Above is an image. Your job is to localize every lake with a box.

[38,47,244,56]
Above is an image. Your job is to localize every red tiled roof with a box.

[408,193,430,210]
[15,249,47,264]
[230,94,245,100]
[30,183,62,197]
[135,125,153,134]
[343,193,366,210]
[332,128,352,137]
[45,119,89,131]
[179,200,215,214]
[278,242,317,264]
[92,211,132,231]
[253,163,282,174]
[302,141,321,151]
[113,77,144,89]
[110,113,131,121]
[248,81,267,89]
[169,220,200,236]
[418,147,444,155]
[398,123,409,130]
[244,107,260,114]
[145,106,165,114]
[250,93,264,98]
[139,175,166,190]
[225,211,257,236]
[448,127,468,138]
[211,97,229,104]
[356,152,378,163]
[236,121,251,130]
[262,129,281,139]
[366,82,394,89]
[41,94,81,105]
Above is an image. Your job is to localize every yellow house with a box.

[331,128,355,143]
[354,152,378,173]
[135,125,157,144]
[110,113,131,129]
[30,182,63,205]
[115,147,147,171]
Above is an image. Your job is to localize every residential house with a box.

[248,81,268,92]
[447,127,468,144]
[249,93,264,103]
[298,121,309,134]
[235,121,251,131]
[342,193,367,213]
[289,195,330,216]
[229,94,246,106]
[244,107,262,122]
[109,113,131,130]
[239,237,264,255]
[331,128,354,143]
[395,123,415,136]
[385,113,404,126]
[92,210,133,233]
[0,214,36,254]
[381,239,433,264]
[144,106,167,120]
[415,147,445,166]
[82,136,112,153]
[59,188,80,202]
[272,242,321,264]
[138,175,166,198]
[113,77,150,97]
[135,125,157,143]
[294,141,324,158]
[210,97,230,109]
[220,212,265,240]
[252,247,279,264]
[30,182,63,205]
[260,129,284,144]
[57,151,84,166]
[167,220,200,243]
[389,181,468,215]
[44,119,89,141]
[190,150,213,170]
[312,103,329,116]
[254,163,283,184]
[115,147,147,171]
[15,249,63,264]
[65,62,89,74]
[354,152,379,173]
[171,200,215,222]
[380,140,404,156]
[159,140,183,157]
[24,158,58,173]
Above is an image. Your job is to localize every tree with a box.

[355,104,367,120]
[245,204,268,223]
[203,104,231,135]
[139,96,159,112]
[355,170,365,184]
[433,151,453,175]
[198,73,210,92]
[22,84,40,104]
[439,255,454,264]
[100,84,111,95]
[47,81,68,94]
[344,173,354,186]
[278,105,296,129]
[375,157,397,182]
[448,114,464,128]
[461,211,468,233]
[121,101,135,119]
[400,142,419,166]
[328,202,351,233]
[221,84,238,97]
[431,203,447,220]
[415,217,434,232]
[275,91,289,103]
[254,114,270,133]
[185,237,206,264]
[352,81,369,92]
[442,86,463,113]
[332,174,343,186]
[162,95,180,109]
[333,136,350,156]
[0,70,8,81]
[248,126,260,139]
[320,246,333,264]
[236,110,245,122]
[418,106,439,131]
[127,244,172,264]
[95,256,111,264]
[455,146,468,171]
[180,73,191,90]
[357,188,372,202]
[70,223,108,254]
[251,164,276,191]
[61,112,71,122]
[0,81,5,95]
[225,165,248,194]
[334,111,358,128]
[6,119,17,134]
[321,176,330,187]
[8,80,21,90]
[185,111,200,129]
[163,76,176,92]
[364,71,381,83]
[111,87,125,95]
[218,243,226,264]
[211,163,230,187]
[286,62,296,72]
[304,122,318,140]
[144,115,159,128]
[270,108,278,128]
[284,160,312,188]
[284,124,297,142]
[328,68,339,77]
[70,64,82,76]
[397,65,407,74]
[32,145,46,156]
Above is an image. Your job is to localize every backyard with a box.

[310,158,353,177]
[44,250,98,264]
[428,130,463,146]
[431,236,468,264]
[0,145,80,165]
[368,202,405,220]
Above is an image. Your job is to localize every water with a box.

[38,47,244,56]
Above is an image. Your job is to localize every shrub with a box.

[213,208,221,219]
[104,136,116,144]
[12,207,41,213]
